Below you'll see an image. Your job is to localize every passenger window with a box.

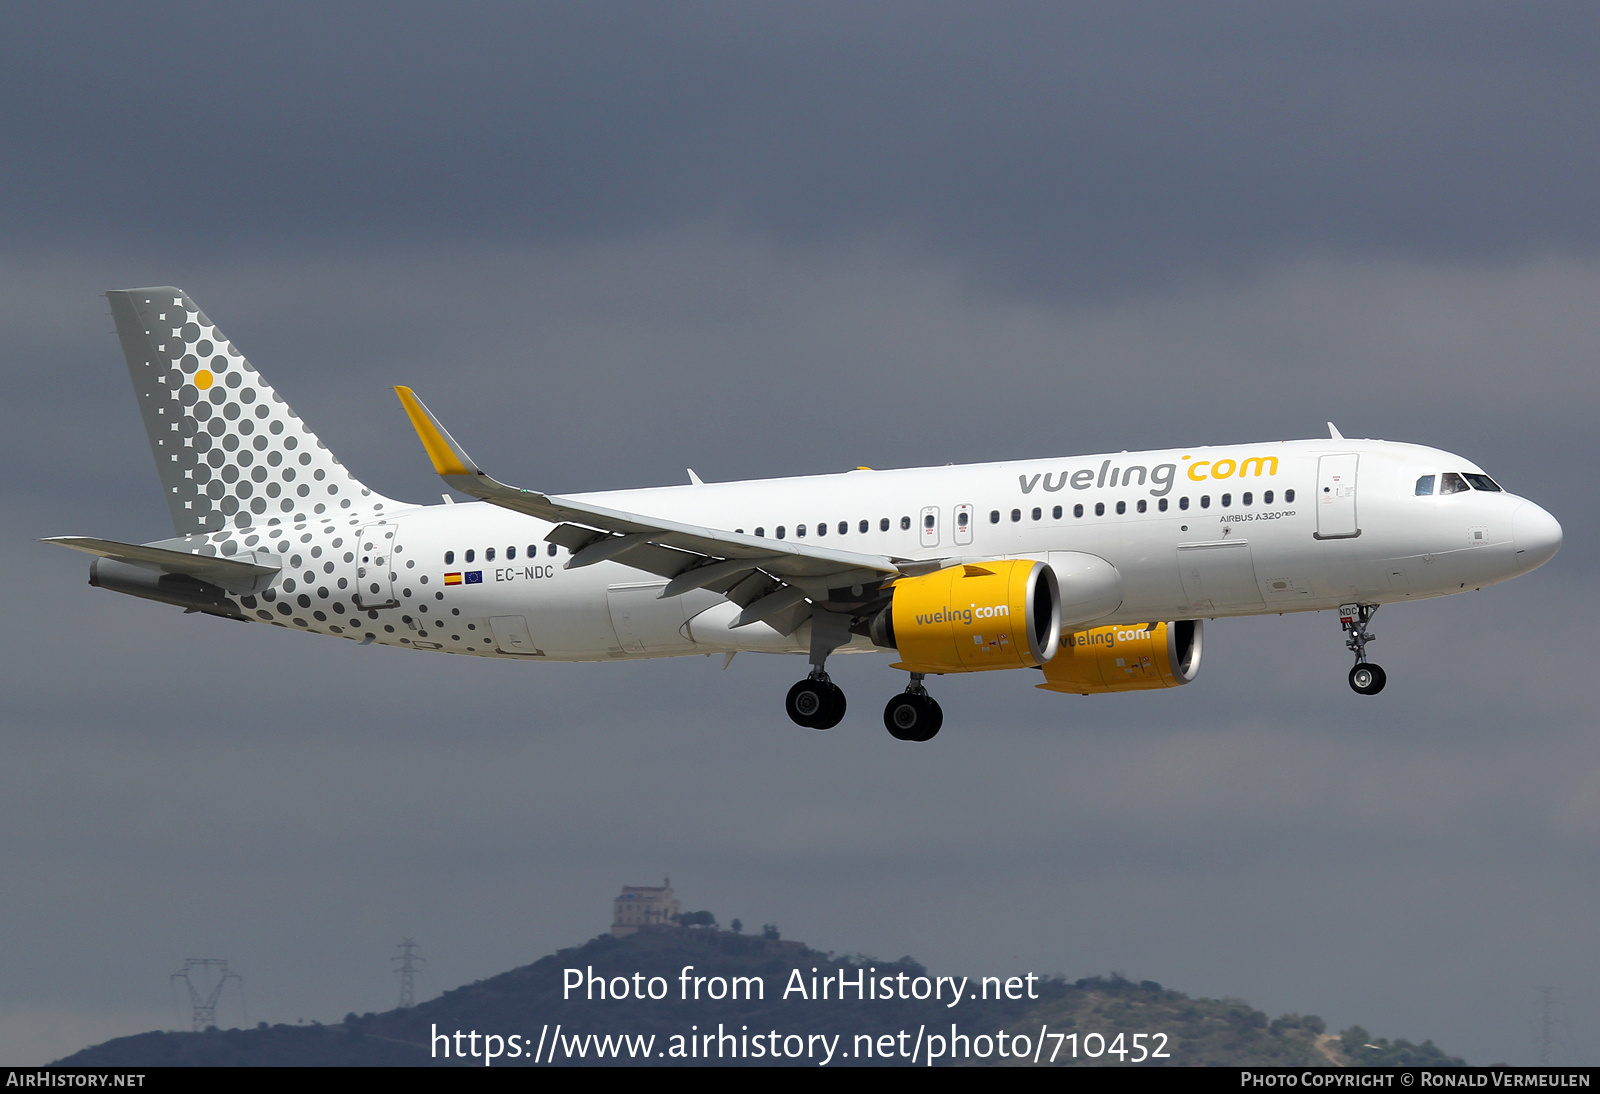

[444,550,454,565]
[1010,509,1021,522]
[859,520,868,534]
[1441,472,1470,495]
[1032,507,1041,521]
[1053,505,1063,519]
[527,545,537,557]
[1285,489,1296,502]
[1074,504,1084,518]
[1179,497,1189,511]
[880,518,890,532]
[957,511,969,528]
[1094,502,1105,516]
[1464,473,1502,492]
[900,516,911,530]
[548,543,557,556]
[1158,498,1168,512]
[486,547,496,561]
[1137,499,1147,513]
[1200,496,1211,509]
[1220,494,1231,508]
[1242,492,1252,506]
[1264,490,1274,504]
[796,524,806,537]
[465,549,475,563]
[1415,475,1435,496]
[1115,500,1126,515]
[507,546,516,560]
[776,526,786,539]
[840,521,849,534]
[814,522,825,536]
[989,510,1000,524]
[755,527,765,537]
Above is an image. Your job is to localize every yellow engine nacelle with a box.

[1036,620,1202,694]
[870,560,1061,674]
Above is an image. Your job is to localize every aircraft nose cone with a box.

[1512,501,1562,572]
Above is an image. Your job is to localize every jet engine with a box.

[1035,620,1202,694]
[868,560,1060,673]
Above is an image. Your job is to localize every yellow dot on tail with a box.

[194,370,213,390]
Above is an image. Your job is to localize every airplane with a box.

[47,288,1563,741]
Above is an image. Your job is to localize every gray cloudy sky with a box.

[3,3,1597,1065]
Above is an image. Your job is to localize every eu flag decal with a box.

[464,571,483,584]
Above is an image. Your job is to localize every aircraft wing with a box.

[395,387,935,633]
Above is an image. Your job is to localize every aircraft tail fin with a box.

[106,287,395,535]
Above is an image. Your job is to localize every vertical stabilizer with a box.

[107,287,395,535]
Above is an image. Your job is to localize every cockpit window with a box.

[1464,473,1502,492]
[1414,475,1435,496]
[1440,472,1471,495]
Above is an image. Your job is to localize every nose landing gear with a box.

[883,673,943,741]
[1340,604,1387,696]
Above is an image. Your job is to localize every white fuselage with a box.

[234,437,1556,662]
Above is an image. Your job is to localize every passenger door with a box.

[1315,454,1360,538]
[920,505,940,548]
[353,521,399,609]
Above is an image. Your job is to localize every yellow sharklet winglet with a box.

[393,386,477,478]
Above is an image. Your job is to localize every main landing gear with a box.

[1340,603,1387,696]
[781,610,942,738]
[883,673,942,742]
[785,609,852,730]
[782,669,945,741]
[786,673,847,730]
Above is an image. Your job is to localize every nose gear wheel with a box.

[1349,663,1387,695]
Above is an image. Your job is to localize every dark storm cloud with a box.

[5,3,1600,294]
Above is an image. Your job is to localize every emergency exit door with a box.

[953,504,974,546]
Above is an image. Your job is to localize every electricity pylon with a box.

[393,939,424,1009]
[171,959,243,1032]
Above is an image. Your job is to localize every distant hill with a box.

[58,928,1464,1067]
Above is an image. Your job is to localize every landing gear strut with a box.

[883,673,943,741]
[1340,604,1387,696]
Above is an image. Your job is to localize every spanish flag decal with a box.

[444,572,463,586]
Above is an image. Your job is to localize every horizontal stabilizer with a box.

[44,536,280,594]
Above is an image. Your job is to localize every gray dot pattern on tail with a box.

[122,290,383,539]
[105,289,469,652]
